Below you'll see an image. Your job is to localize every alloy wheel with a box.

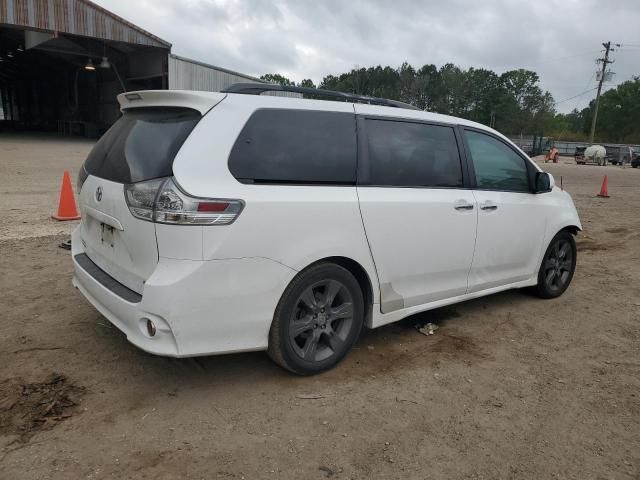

[543,238,574,293]
[289,279,354,363]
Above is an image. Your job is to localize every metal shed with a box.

[1,0,297,136]
[168,54,299,97]
[169,54,263,91]
[1,0,171,135]
[0,0,170,48]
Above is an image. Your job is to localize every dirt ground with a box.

[1,137,639,479]
[0,134,91,241]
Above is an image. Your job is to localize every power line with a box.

[491,50,601,73]
[553,72,597,141]
[554,87,597,105]
[555,71,596,115]
[554,51,604,61]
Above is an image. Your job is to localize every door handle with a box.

[454,200,475,211]
[480,201,498,211]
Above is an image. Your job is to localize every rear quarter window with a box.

[83,107,201,184]
[228,109,357,184]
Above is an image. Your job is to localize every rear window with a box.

[83,107,200,184]
[362,119,463,188]
[228,109,357,184]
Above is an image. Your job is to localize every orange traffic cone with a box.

[597,175,610,198]
[52,171,81,221]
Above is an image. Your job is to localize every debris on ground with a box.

[0,374,85,442]
[295,393,328,400]
[417,323,439,336]
[318,465,335,478]
[58,238,71,250]
[395,397,423,406]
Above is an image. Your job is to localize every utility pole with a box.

[589,41,615,143]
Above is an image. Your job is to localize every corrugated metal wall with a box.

[168,55,261,91]
[0,0,170,48]
[168,55,300,98]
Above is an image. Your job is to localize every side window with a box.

[228,109,356,184]
[363,119,463,188]
[464,130,530,192]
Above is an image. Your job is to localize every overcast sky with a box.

[97,0,640,113]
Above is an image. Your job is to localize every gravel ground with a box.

[0,134,92,241]
[1,138,639,479]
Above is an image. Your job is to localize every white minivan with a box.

[72,84,581,375]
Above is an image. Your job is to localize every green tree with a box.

[264,63,565,136]
[260,73,294,86]
[298,79,316,89]
[496,69,554,134]
[593,78,640,142]
[414,64,440,111]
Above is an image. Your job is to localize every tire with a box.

[533,231,577,299]
[268,263,365,375]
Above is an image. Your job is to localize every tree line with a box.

[550,79,640,143]
[261,63,640,143]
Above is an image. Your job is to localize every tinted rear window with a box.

[362,119,463,188]
[228,109,357,184]
[83,107,200,184]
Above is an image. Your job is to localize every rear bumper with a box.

[71,227,296,357]
[72,250,180,356]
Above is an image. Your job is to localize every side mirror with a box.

[535,172,554,193]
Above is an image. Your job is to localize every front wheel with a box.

[533,231,577,299]
[268,263,364,375]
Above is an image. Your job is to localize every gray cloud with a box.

[97,0,640,112]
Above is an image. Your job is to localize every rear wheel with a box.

[268,263,364,375]
[533,231,577,299]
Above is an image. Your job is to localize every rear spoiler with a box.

[117,90,226,115]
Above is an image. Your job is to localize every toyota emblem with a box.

[95,186,103,202]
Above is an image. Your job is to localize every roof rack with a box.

[221,83,421,111]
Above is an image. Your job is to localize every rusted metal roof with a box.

[0,0,171,48]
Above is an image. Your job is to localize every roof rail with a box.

[221,83,421,111]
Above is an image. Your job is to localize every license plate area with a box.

[101,223,115,247]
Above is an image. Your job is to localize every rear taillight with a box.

[124,177,243,226]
